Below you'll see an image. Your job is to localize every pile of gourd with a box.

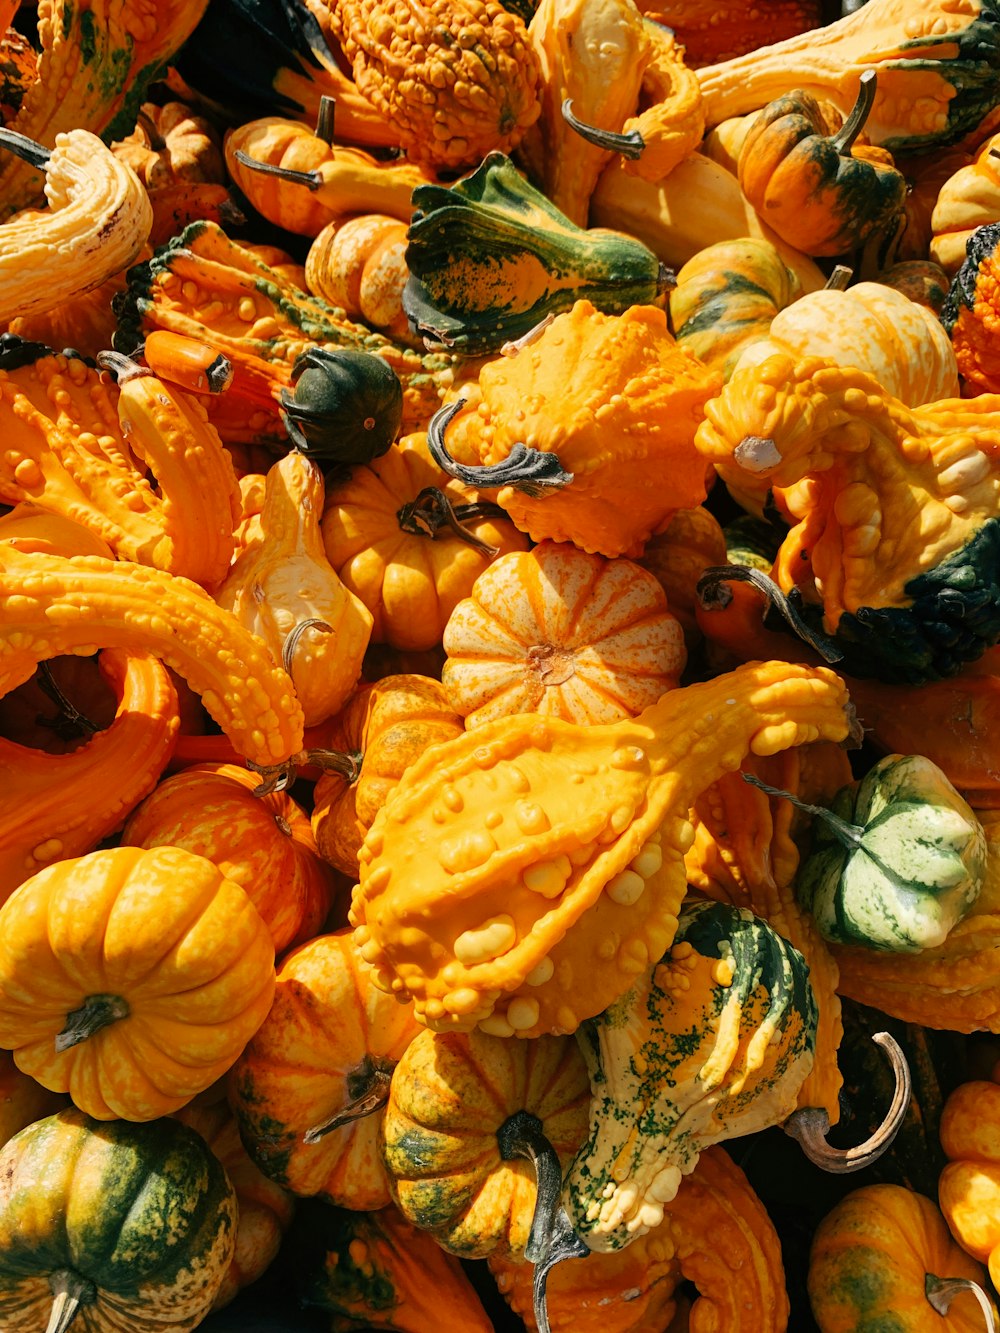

[8,0,1000,1329]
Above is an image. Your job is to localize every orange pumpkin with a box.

[637,505,728,647]
[0,1051,67,1148]
[442,541,686,727]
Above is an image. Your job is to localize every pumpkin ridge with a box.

[443,1028,521,1119]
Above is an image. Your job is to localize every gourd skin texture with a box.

[797,753,988,953]
[695,354,1000,683]
[808,1183,992,1332]
[931,131,1000,275]
[0,1108,237,1332]
[638,504,728,644]
[0,845,276,1121]
[939,1079,1000,1289]
[351,659,853,1039]
[563,899,817,1251]
[306,215,413,344]
[442,540,686,727]
[380,1027,590,1258]
[228,930,421,1211]
[942,222,1000,395]
[637,0,820,68]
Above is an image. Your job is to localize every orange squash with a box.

[0,1051,67,1148]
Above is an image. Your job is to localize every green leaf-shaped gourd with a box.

[403,151,674,354]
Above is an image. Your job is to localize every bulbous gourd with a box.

[280,348,404,466]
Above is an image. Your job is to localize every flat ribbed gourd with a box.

[561,899,817,1253]
[350,659,854,1039]
[694,353,1000,683]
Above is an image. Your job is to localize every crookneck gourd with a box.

[0,1108,238,1333]
[441,540,686,728]
[694,354,1000,683]
[0,845,276,1121]
[402,152,674,355]
[426,299,722,559]
[350,659,855,1039]
[0,545,304,767]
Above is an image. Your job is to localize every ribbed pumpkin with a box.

[442,541,686,728]
[0,1051,66,1149]
[228,929,421,1211]
[321,432,529,651]
[380,1027,590,1259]
[939,1078,1000,1292]
[0,845,276,1121]
[172,1100,295,1310]
[122,762,336,956]
[0,1108,238,1333]
[636,505,728,646]
[310,674,464,876]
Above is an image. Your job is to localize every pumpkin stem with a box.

[233,149,322,192]
[830,69,878,157]
[741,772,864,848]
[496,1109,590,1333]
[95,350,152,385]
[46,1270,96,1333]
[783,1031,911,1172]
[501,314,556,357]
[427,398,574,499]
[36,660,100,740]
[825,264,854,291]
[396,486,503,556]
[315,95,335,145]
[283,619,335,675]
[55,994,130,1052]
[300,747,364,784]
[926,1275,998,1330]
[135,109,166,153]
[0,127,50,170]
[302,1058,394,1143]
[561,96,646,160]
[696,565,845,663]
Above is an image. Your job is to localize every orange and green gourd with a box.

[0,1107,238,1332]
[942,221,1000,395]
[350,659,854,1039]
[694,354,1000,684]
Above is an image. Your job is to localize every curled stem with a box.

[427,398,573,498]
[303,1059,394,1144]
[561,97,645,160]
[396,486,502,556]
[696,565,844,663]
[926,1275,998,1330]
[282,618,334,675]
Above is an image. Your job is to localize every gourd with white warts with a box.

[350,659,855,1039]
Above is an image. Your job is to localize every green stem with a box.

[0,126,50,170]
[233,149,321,192]
[926,1274,998,1329]
[830,70,878,156]
[427,398,573,498]
[55,995,129,1053]
[561,97,645,160]
[46,1271,96,1333]
[695,565,844,663]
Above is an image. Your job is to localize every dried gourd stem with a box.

[55,994,130,1053]
[830,69,878,157]
[427,397,574,498]
[783,1031,911,1171]
[218,196,248,228]
[36,661,100,738]
[696,565,844,663]
[282,618,334,675]
[246,745,362,796]
[233,149,321,192]
[315,95,335,145]
[561,97,645,160]
[501,313,555,357]
[135,109,166,153]
[45,1271,97,1333]
[926,1275,998,1330]
[825,264,854,291]
[303,1057,394,1144]
[95,350,151,385]
[496,1109,590,1333]
[0,127,50,170]
[396,486,502,557]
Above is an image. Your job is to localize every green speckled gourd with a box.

[402,152,674,354]
[694,354,1000,683]
[561,899,817,1253]
[280,347,403,464]
[0,1106,237,1332]
[793,753,987,952]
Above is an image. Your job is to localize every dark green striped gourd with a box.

[562,899,817,1253]
[0,1107,237,1332]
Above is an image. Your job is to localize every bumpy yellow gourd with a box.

[351,659,854,1038]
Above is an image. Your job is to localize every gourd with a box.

[669,236,803,379]
[808,1183,996,1332]
[0,1052,66,1148]
[790,754,988,953]
[0,127,152,324]
[139,330,235,397]
[695,0,1000,154]
[0,544,305,767]
[882,260,952,314]
[426,300,721,559]
[310,674,465,876]
[402,152,674,355]
[0,648,180,905]
[320,432,529,652]
[737,73,908,257]
[301,1204,495,1333]
[441,540,686,727]
[350,658,854,1039]
[279,348,404,466]
[306,215,414,344]
[0,845,276,1121]
[214,450,373,728]
[0,1108,238,1332]
[0,0,212,219]
[8,253,149,361]
[636,0,821,68]
[228,929,421,1210]
[379,1026,590,1258]
[122,761,336,956]
[324,0,542,169]
[113,221,456,441]
[939,1078,1000,1291]
[113,101,225,188]
[172,1099,295,1310]
[942,221,1000,394]
[931,135,1000,275]
[561,899,818,1253]
[694,355,1000,684]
